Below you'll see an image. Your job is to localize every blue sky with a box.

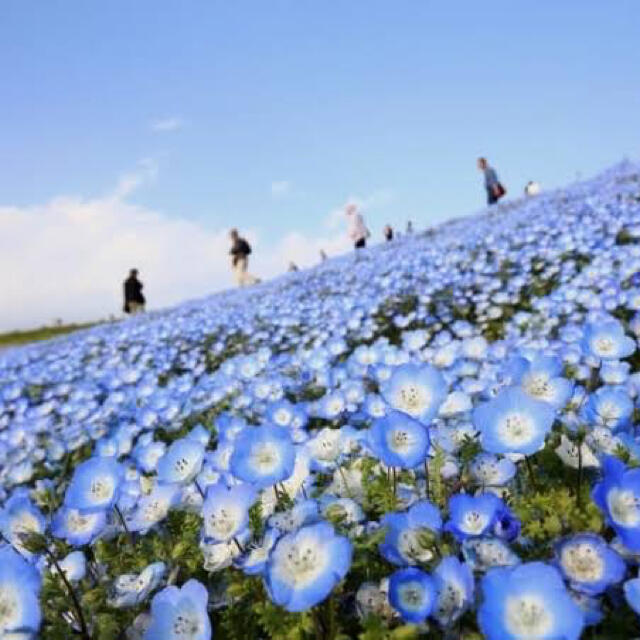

[1,1,640,328]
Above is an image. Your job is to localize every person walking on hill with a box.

[384,224,394,242]
[229,229,259,287]
[123,269,145,315]
[345,203,370,250]
[477,157,506,206]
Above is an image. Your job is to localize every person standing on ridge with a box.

[229,228,259,287]
[345,203,370,250]
[406,220,414,234]
[384,224,394,242]
[123,268,145,315]
[477,157,506,206]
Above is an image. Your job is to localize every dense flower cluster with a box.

[1,162,640,639]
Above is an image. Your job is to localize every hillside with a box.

[2,161,640,639]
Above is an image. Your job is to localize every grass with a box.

[0,322,96,348]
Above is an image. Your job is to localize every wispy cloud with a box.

[111,158,159,199]
[270,180,292,197]
[149,117,185,132]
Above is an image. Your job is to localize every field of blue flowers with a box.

[3,162,640,640]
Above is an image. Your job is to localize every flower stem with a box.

[194,480,206,499]
[338,466,353,498]
[47,549,91,640]
[525,456,539,492]
[424,459,430,500]
[576,441,584,509]
[113,505,134,546]
[233,537,245,554]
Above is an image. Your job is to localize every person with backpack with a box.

[477,157,506,206]
[345,203,371,250]
[123,268,145,315]
[229,228,259,287]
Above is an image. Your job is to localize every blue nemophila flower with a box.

[462,537,521,572]
[381,363,448,424]
[509,355,574,409]
[268,499,320,533]
[157,438,206,486]
[554,533,626,595]
[592,456,640,551]
[380,500,442,566]
[51,506,107,546]
[230,424,296,488]
[582,318,636,361]
[0,547,42,637]
[127,483,181,533]
[432,556,474,627]
[265,521,352,612]
[388,567,436,624]
[445,493,505,541]
[237,529,279,576]
[109,562,166,608]
[57,550,87,582]
[0,493,46,556]
[472,387,556,455]
[64,456,125,513]
[202,482,256,543]
[582,385,634,431]
[144,579,211,640]
[624,574,640,616]
[132,440,166,474]
[478,562,584,640]
[470,453,516,487]
[368,410,430,469]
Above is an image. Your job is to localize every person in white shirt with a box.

[345,203,370,250]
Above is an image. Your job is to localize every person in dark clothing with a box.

[229,228,259,286]
[123,269,145,315]
[478,157,506,205]
[384,225,394,242]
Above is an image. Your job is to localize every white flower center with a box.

[251,443,281,473]
[281,541,324,586]
[522,374,551,400]
[206,506,241,539]
[274,409,291,426]
[172,610,202,638]
[387,428,415,454]
[0,587,20,628]
[172,456,197,480]
[498,412,535,446]
[398,528,434,563]
[460,510,489,535]
[9,513,40,540]
[504,594,553,637]
[561,543,604,583]
[141,499,168,524]
[593,336,615,356]
[394,384,431,416]
[90,475,115,501]
[435,581,464,623]
[607,488,640,526]
[598,401,621,425]
[398,581,426,611]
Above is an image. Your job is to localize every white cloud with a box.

[270,180,291,197]
[0,165,362,332]
[149,117,185,132]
